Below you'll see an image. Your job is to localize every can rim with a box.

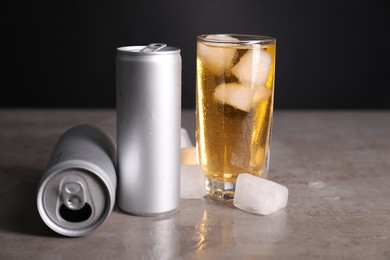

[37,162,114,237]
[117,46,180,55]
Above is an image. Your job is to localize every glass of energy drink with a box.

[196,34,276,202]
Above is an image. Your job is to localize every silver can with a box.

[37,124,117,237]
[116,43,181,215]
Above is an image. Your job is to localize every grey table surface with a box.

[0,109,389,259]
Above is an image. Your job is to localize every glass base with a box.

[205,177,236,202]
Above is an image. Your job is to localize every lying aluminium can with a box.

[116,43,181,215]
[37,124,117,237]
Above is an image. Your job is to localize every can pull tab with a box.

[141,43,167,52]
[61,181,85,210]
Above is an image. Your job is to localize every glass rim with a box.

[197,34,276,46]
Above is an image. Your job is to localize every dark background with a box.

[2,0,389,109]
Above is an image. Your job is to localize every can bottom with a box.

[117,206,179,217]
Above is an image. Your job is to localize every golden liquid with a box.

[196,41,276,184]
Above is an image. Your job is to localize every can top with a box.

[117,43,180,55]
[37,167,113,237]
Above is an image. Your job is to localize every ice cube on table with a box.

[180,165,206,199]
[233,173,288,215]
[181,128,193,148]
[231,48,272,87]
[198,35,239,75]
[181,147,197,165]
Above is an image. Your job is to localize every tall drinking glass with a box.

[196,34,276,201]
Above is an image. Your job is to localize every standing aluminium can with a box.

[116,44,181,215]
[37,124,117,237]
